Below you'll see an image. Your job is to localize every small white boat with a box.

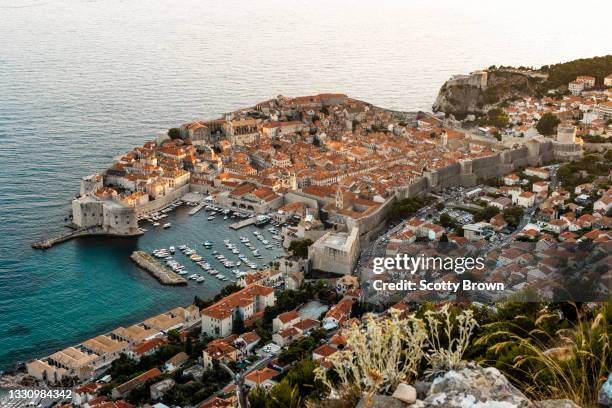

[188,274,198,280]
[163,223,171,229]
[208,216,215,221]
[169,246,175,253]
[153,222,160,227]
[196,276,205,283]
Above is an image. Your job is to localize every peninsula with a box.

[11,57,612,408]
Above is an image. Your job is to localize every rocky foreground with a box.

[354,364,612,408]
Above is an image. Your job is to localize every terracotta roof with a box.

[294,318,320,332]
[245,367,279,385]
[277,310,300,324]
[201,284,274,320]
[313,344,338,358]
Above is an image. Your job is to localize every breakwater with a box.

[31,227,105,249]
[130,251,188,286]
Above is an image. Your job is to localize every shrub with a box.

[423,305,477,376]
[536,112,560,136]
[315,305,477,396]
[475,303,611,407]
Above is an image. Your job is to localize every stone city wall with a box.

[135,184,190,216]
[284,191,325,209]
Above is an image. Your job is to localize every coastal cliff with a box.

[432,55,612,119]
[432,69,543,119]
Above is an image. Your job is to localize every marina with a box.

[137,203,286,284]
[2,200,285,371]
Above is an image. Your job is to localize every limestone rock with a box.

[422,364,533,407]
[599,373,612,407]
[392,383,417,404]
[432,69,541,119]
[356,394,408,408]
[413,381,432,400]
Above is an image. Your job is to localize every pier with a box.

[130,251,188,286]
[189,202,206,215]
[31,227,104,249]
[229,217,257,230]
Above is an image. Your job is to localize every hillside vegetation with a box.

[541,55,612,89]
[433,55,612,118]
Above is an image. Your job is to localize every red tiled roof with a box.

[245,368,279,385]
[277,310,300,324]
[202,284,274,320]
[313,344,338,358]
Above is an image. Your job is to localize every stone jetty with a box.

[130,251,188,286]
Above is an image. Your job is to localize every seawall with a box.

[130,251,188,286]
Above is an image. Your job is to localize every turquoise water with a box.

[0,204,282,370]
[1,0,610,370]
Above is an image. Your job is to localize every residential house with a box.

[244,368,280,389]
[164,352,189,372]
[517,191,535,208]
[272,327,302,347]
[272,310,301,333]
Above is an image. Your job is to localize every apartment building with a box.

[201,284,276,338]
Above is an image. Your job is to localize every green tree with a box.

[479,108,509,129]
[167,329,180,343]
[288,239,313,259]
[168,127,181,139]
[268,380,301,408]
[248,386,269,408]
[285,358,327,400]
[279,337,316,365]
[474,206,500,223]
[503,206,524,228]
[439,213,457,229]
[536,112,561,136]
[389,196,432,221]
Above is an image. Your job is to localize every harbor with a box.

[3,198,286,372]
[139,205,286,288]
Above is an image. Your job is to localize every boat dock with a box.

[229,217,257,230]
[130,251,188,286]
[189,202,206,215]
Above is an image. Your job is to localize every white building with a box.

[201,284,276,338]
[517,191,535,208]
[575,76,596,88]
[569,81,584,95]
